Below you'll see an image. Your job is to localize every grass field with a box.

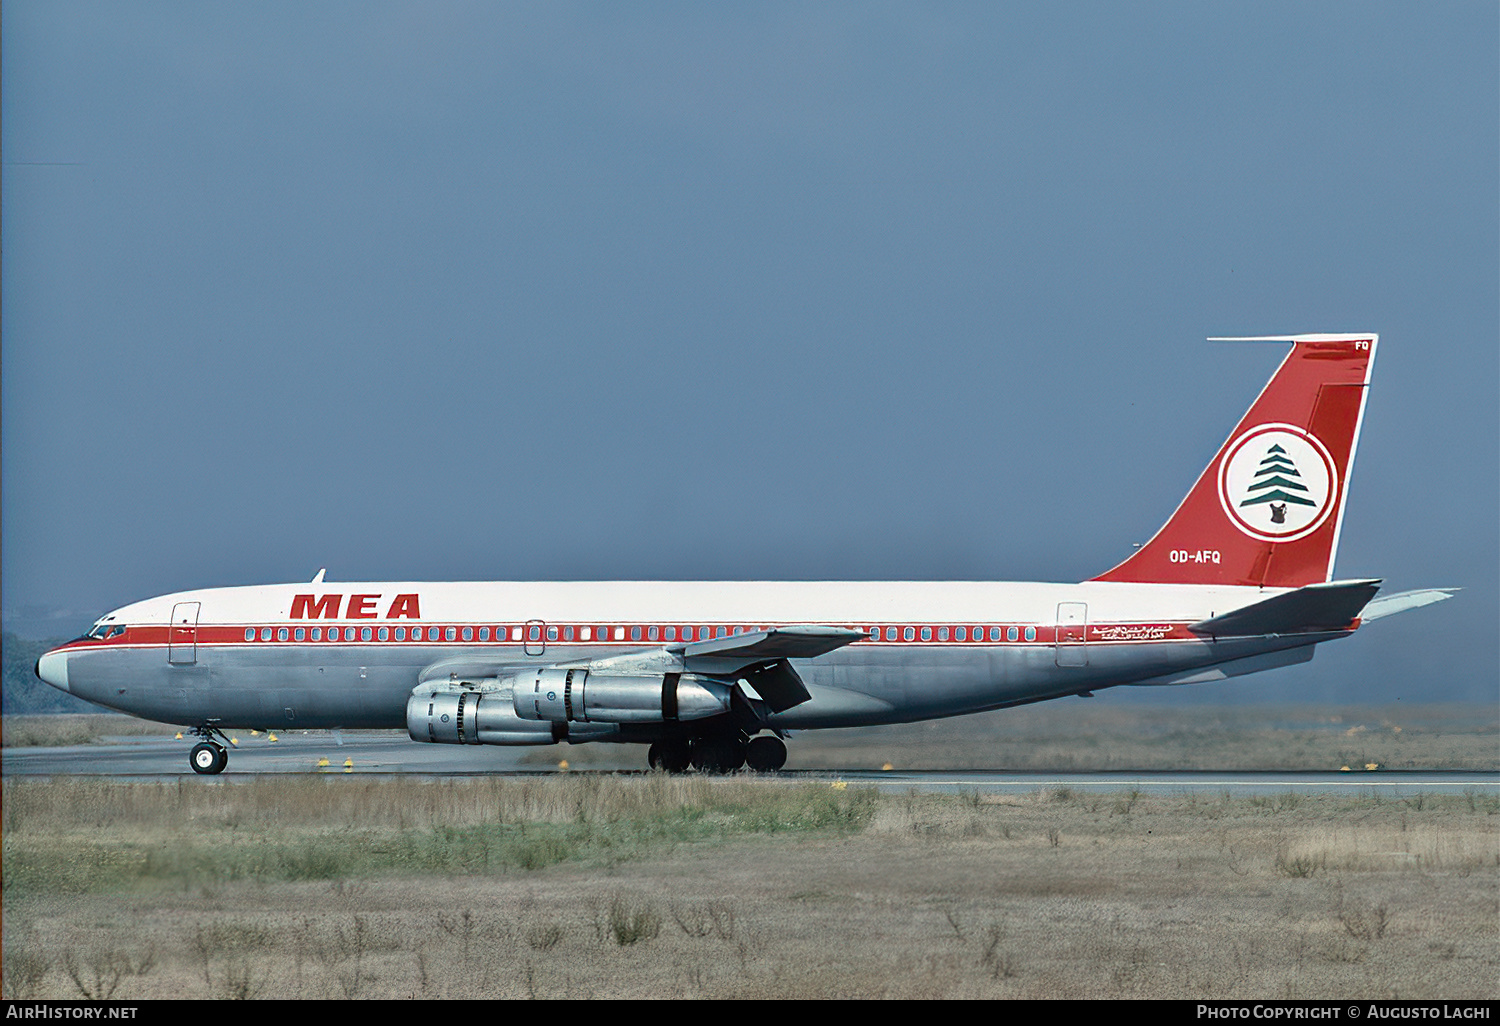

[2,775,1496,999]
[2,714,169,748]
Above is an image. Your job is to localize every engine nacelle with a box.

[409,689,556,745]
[404,686,561,746]
[512,668,731,723]
[408,686,624,745]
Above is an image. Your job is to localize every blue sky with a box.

[4,2,1496,702]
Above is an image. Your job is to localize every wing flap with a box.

[735,659,813,713]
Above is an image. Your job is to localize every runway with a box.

[3,731,1495,795]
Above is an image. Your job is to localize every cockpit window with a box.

[87,624,109,639]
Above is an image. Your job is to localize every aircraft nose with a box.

[36,649,70,692]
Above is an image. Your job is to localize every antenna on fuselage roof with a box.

[311,568,327,584]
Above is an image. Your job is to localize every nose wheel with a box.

[188,725,232,774]
[189,741,228,774]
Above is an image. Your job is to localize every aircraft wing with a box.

[414,624,863,714]
[677,626,864,711]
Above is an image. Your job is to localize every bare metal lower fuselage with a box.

[49,621,1341,740]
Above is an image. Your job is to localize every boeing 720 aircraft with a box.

[35,334,1453,774]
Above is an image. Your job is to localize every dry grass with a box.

[1,714,168,748]
[0,715,395,748]
[0,776,875,897]
[2,776,1495,999]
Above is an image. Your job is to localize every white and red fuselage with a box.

[36,334,1449,771]
[40,577,1321,730]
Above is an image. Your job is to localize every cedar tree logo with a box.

[1217,423,1338,542]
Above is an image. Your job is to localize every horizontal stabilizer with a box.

[1359,587,1458,622]
[681,625,864,661]
[1133,644,1316,686]
[1188,579,1381,636]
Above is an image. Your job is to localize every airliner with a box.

[34,334,1453,774]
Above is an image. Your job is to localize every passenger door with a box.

[1055,602,1087,667]
[168,602,201,665]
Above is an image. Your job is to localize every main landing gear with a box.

[647,733,788,774]
[745,735,788,772]
[188,726,231,775]
[647,740,692,773]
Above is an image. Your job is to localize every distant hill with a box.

[2,633,108,715]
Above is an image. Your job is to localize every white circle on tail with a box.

[1217,423,1337,542]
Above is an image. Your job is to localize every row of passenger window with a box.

[241,624,1041,643]
[875,625,1038,642]
[246,625,504,643]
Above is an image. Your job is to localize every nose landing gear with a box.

[188,726,231,775]
[190,742,227,774]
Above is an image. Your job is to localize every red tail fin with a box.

[1092,334,1377,588]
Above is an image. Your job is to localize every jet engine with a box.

[407,688,562,745]
[511,668,732,723]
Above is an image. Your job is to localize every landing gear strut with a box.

[188,726,230,775]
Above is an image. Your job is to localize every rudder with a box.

[1092,334,1377,588]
